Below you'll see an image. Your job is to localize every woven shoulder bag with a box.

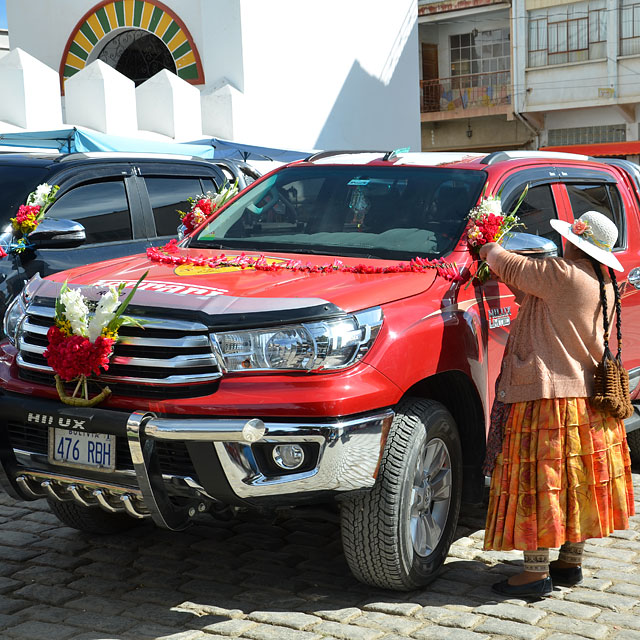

[590,260,633,419]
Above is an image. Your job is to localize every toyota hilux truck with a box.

[0,150,639,591]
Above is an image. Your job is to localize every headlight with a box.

[212,306,383,372]
[3,295,27,345]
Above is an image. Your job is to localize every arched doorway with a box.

[96,28,176,85]
[60,0,204,88]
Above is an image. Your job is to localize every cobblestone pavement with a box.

[0,466,637,640]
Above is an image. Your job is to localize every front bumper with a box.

[0,392,393,530]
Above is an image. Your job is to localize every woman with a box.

[478,210,635,597]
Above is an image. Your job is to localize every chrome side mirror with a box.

[28,219,86,249]
[502,232,558,258]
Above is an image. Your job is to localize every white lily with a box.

[29,183,53,207]
[87,285,120,342]
[480,196,502,216]
[60,288,89,337]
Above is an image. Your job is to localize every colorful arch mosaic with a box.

[60,0,204,85]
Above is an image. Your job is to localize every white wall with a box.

[234,0,419,150]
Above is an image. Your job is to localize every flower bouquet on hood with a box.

[178,179,239,236]
[44,272,148,407]
[466,184,529,284]
[0,183,59,257]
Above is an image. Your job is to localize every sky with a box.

[0,1,6,29]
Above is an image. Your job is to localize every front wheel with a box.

[340,397,462,590]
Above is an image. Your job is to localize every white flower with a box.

[480,196,502,216]
[28,183,53,207]
[61,288,89,337]
[87,286,120,342]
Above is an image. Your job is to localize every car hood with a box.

[32,248,441,319]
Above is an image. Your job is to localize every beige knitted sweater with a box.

[484,245,615,404]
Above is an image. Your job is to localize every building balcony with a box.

[420,71,512,121]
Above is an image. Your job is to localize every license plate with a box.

[49,429,116,471]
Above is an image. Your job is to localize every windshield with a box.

[192,165,486,259]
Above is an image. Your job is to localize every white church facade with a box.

[0,0,421,151]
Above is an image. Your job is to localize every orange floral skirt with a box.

[484,397,635,551]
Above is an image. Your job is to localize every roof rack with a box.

[305,150,387,163]
[481,150,591,165]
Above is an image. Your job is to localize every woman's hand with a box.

[479,242,499,261]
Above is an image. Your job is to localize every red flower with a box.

[195,199,212,216]
[44,327,115,381]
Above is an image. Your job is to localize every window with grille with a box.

[547,125,626,146]
[527,0,606,67]
[621,0,640,55]
[449,29,510,87]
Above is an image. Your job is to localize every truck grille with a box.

[16,302,222,398]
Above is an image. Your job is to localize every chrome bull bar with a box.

[13,470,149,519]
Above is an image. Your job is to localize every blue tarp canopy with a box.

[0,127,216,158]
[188,136,311,163]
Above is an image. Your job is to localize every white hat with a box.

[549,211,623,272]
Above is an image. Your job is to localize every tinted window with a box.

[507,184,561,250]
[0,165,49,226]
[47,181,131,243]
[566,183,624,247]
[144,177,205,237]
[193,166,486,259]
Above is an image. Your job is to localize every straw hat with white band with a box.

[549,211,623,272]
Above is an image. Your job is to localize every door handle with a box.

[628,267,640,289]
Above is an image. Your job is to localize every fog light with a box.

[272,444,305,470]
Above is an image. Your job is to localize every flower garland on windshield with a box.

[178,180,239,236]
[44,272,148,407]
[147,239,463,281]
[0,183,59,257]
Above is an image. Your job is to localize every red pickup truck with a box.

[0,150,638,591]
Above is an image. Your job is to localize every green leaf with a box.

[106,271,149,333]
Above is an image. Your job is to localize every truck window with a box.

[565,183,624,248]
[506,184,562,252]
[47,180,132,243]
[144,177,205,237]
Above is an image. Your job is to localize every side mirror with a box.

[502,232,558,258]
[28,219,86,249]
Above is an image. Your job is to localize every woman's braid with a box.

[608,267,623,358]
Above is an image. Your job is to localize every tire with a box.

[340,397,463,591]
[47,499,142,534]
[628,428,640,465]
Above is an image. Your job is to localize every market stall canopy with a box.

[188,136,312,163]
[541,141,640,157]
[0,127,216,158]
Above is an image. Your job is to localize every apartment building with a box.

[419,0,640,159]
[418,0,532,152]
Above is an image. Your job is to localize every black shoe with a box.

[491,576,553,597]
[549,564,583,587]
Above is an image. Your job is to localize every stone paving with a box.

[0,466,637,640]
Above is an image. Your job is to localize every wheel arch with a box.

[405,370,486,503]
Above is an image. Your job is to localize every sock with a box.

[557,541,585,565]
[523,548,549,573]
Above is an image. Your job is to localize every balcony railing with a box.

[421,71,511,113]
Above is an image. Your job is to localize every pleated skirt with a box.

[484,397,635,551]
